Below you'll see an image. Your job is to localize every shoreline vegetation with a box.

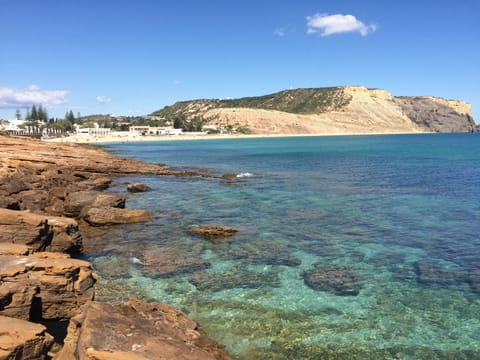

[0,135,232,359]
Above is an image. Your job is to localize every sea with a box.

[87,133,480,359]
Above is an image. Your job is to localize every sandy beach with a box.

[43,130,422,144]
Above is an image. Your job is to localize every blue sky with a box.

[1,0,479,120]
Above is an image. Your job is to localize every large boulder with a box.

[0,252,96,321]
[303,265,362,296]
[56,298,231,360]
[0,209,83,254]
[0,315,54,360]
[84,207,151,226]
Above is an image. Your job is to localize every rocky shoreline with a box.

[0,136,231,359]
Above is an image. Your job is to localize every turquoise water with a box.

[89,134,480,359]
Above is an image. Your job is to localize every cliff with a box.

[152,86,477,135]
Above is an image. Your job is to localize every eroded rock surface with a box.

[0,209,82,253]
[0,315,54,360]
[56,298,231,360]
[0,252,96,321]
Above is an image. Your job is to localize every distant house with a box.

[1,118,47,136]
[129,126,182,136]
[202,125,222,133]
[75,124,111,137]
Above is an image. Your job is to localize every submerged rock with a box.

[189,267,281,292]
[467,269,480,294]
[140,247,210,277]
[413,260,467,286]
[190,225,238,243]
[56,298,231,360]
[303,265,362,296]
[219,241,301,267]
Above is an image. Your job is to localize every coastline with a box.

[43,130,427,144]
[0,135,232,359]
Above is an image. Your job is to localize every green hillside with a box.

[151,87,351,118]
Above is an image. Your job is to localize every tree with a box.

[30,105,38,121]
[65,110,75,123]
[37,105,48,122]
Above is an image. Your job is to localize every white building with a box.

[74,123,111,137]
[129,126,182,136]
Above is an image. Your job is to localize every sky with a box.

[0,0,479,120]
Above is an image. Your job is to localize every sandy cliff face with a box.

[201,87,419,135]
[154,86,476,135]
[199,86,475,135]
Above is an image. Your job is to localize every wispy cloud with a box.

[0,85,68,108]
[274,28,286,37]
[306,13,377,37]
[96,95,112,104]
[274,25,294,37]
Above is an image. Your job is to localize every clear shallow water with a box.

[89,134,480,359]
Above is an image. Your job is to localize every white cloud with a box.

[96,95,112,103]
[306,13,377,37]
[0,85,68,108]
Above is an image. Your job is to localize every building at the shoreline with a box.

[129,126,183,136]
[75,123,111,137]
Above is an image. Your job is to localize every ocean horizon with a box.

[87,133,480,359]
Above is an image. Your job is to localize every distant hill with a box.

[151,86,477,135]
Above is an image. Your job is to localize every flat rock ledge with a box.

[56,298,231,360]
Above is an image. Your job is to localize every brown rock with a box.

[0,252,96,321]
[190,225,238,243]
[127,183,151,193]
[56,298,230,360]
[90,176,112,190]
[84,207,151,226]
[92,194,126,209]
[0,209,82,254]
[0,315,54,360]
[63,191,102,218]
[220,173,238,180]
[63,191,126,218]
[0,243,32,256]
